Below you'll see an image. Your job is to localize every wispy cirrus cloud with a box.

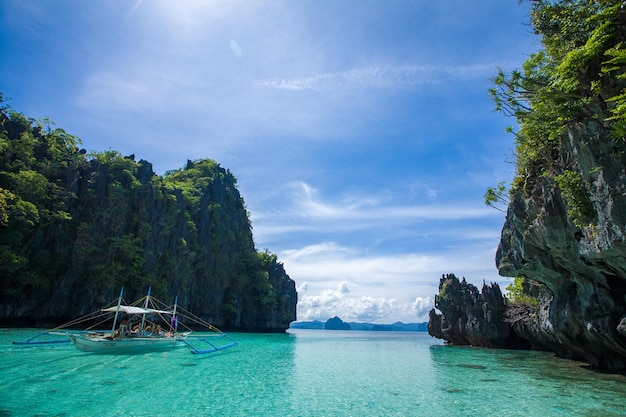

[250,179,504,255]
[257,63,500,91]
[255,180,496,223]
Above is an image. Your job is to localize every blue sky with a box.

[1,0,538,324]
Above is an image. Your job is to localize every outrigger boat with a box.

[13,288,238,355]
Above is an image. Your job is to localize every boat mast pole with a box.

[171,296,178,333]
[111,287,124,336]
[140,286,151,332]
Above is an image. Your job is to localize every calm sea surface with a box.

[1,328,625,416]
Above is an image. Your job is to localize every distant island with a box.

[289,316,428,332]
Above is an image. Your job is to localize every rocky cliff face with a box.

[428,274,526,349]
[429,2,626,371]
[0,107,297,332]
[496,122,626,370]
[430,123,626,370]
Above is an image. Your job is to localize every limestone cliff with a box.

[429,129,626,369]
[493,1,626,370]
[428,274,521,348]
[429,1,626,371]
[496,126,626,369]
[0,104,296,331]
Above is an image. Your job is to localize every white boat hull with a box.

[69,334,187,353]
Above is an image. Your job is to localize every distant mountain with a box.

[289,319,428,332]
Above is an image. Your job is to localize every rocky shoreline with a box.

[428,1,626,372]
[428,274,626,371]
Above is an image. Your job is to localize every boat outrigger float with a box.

[13,288,238,355]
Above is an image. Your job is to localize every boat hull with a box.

[69,334,186,354]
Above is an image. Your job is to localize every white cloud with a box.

[412,296,434,318]
[280,243,497,287]
[284,180,494,221]
[250,180,501,245]
[295,282,438,324]
[282,242,354,261]
[249,176,507,325]
[279,239,508,323]
[257,64,499,91]
[296,282,406,323]
[247,177,508,324]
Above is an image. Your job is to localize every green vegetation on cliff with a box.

[0,95,296,330]
[485,1,626,370]
[487,0,626,293]
[489,0,626,201]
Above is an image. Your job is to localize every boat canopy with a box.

[101,306,173,315]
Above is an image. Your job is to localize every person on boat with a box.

[119,319,129,337]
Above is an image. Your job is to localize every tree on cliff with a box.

[0,100,84,302]
[488,0,626,287]
[0,96,296,330]
[490,0,625,202]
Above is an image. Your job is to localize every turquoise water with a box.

[1,329,625,417]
